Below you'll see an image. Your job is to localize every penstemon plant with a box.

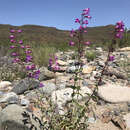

[85,21,125,104]
[9,29,44,87]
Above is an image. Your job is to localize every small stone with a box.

[20,98,30,106]
[88,117,96,123]
[82,65,96,74]
[123,113,130,129]
[0,81,12,91]
[57,60,67,66]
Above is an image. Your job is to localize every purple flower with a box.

[83,8,90,13]
[25,55,32,62]
[19,40,23,44]
[26,65,32,70]
[84,41,91,45]
[83,20,88,24]
[31,64,36,70]
[10,39,16,43]
[10,45,15,49]
[11,52,17,56]
[115,21,124,39]
[25,50,32,54]
[69,41,75,46]
[10,35,15,39]
[75,18,80,23]
[70,29,75,37]
[49,58,53,66]
[35,70,40,74]
[115,33,123,39]
[20,45,25,49]
[10,29,15,33]
[119,28,124,32]
[17,29,22,33]
[33,74,39,79]
[25,45,31,48]
[85,15,91,19]
[109,56,115,61]
[79,25,84,31]
[55,56,58,61]
[13,58,20,63]
[28,72,33,78]
[39,82,44,87]
[116,21,124,27]
[53,64,60,71]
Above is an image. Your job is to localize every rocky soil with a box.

[0,47,130,130]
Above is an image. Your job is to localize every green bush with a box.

[85,51,97,61]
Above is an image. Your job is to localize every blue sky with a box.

[0,0,129,30]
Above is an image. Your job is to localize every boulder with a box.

[0,104,43,130]
[11,78,40,94]
[123,113,130,129]
[39,67,55,81]
[119,47,130,51]
[38,82,56,95]
[98,85,130,103]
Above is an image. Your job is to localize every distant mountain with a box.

[0,24,116,45]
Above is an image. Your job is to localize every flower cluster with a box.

[108,21,125,61]
[9,29,41,80]
[115,21,124,39]
[69,8,91,46]
[49,55,60,71]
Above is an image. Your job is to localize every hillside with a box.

[0,24,117,44]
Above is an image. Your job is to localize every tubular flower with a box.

[109,56,115,61]
[20,45,25,49]
[25,55,32,62]
[25,50,32,54]
[35,70,40,74]
[39,82,44,87]
[70,29,75,37]
[115,21,124,39]
[69,41,75,46]
[17,29,22,33]
[19,40,23,44]
[49,58,53,67]
[11,52,18,56]
[84,41,91,45]
[10,45,15,49]
[13,58,20,63]
[10,35,15,39]
[75,18,80,23]
[10,29,15,33]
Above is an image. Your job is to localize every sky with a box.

[0,0,129,30]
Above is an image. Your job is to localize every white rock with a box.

[123,113,130,129]
[51,87,92,115]
[119,47,130,51]
[0,92,18,103]
[57,60,67,66]
[82,65,96,74]
[20,98,30,106]
[0,81,12,89]
[98,85,130,103]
